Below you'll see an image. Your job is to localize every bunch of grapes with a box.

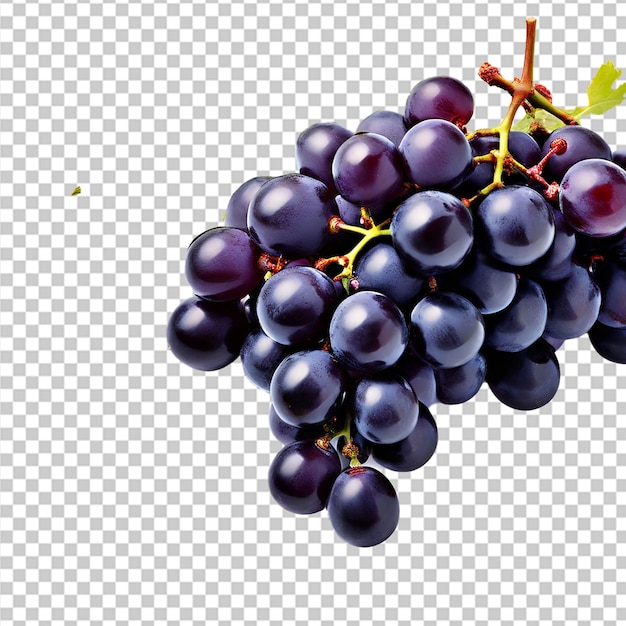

[167,19,626,547]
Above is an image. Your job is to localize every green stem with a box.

[319,218,392,290]
[466,17,538,204]
[525,90,579,126]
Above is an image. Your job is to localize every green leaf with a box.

[511,109,566,133]
[573,61,626,119]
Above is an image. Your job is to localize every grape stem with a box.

[465,17,573,206]
[316,217,392,291]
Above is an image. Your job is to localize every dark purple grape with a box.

[268,440,342,514]
[541,125,612,182]
[332,132,405,207]
[268,405,339,445]
[508,131,543,168]
[256,266,338,347]
[594,261,626,328]
[485,339,560,411]
[436,248,518,315]
[404,76,474,128]
[410,292,485,369]
[542,333,565,351]
[559,159,626,237]
[270,350,347,427]
[224,176,272,229]
[542,264,601,340]
[391,190,473,276]
[476,185,555,266]
[612,149,626,170]
[356,110,407,147]
[588,321,626,363]
[296,122,353,192]
[329,291,408,374]
[393,346,438,407]
[372,402,438,472]
[326,466,400,547]
[483,278,547,352]
[247,173,338,257]
[399,119,473,189]
[353,243,424,307]
[240,329,293,391]
[525,209,577,282]
[167,296,249,371]
[352,374,419,445]
[435,353,486,404]
[185,227,263,301]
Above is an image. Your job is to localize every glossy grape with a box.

[393,346,438,407]
[525,209,577,282]
[594,261,626,328]
[167,296,249,371]
[240,328,292,391]
[542,264,601,340]
[296,122,353,192]
[391,190,473,276]
[371,402,438,472]
[404,76,474,128]
[483,278,548,352]
[410,292,485,369]
[224,176,272,230]
[352,374,419,445]
[485,339,560,411]
[559,158,626,237]
[436,248,518,315]
[588,321,626,363]
[435,353,486,405]
[326,466,400,547]
[332,132,405,207]
[185,227,263,301]
[353,243,424,307]
[541,125,612,182]
[399,119,473,189]
[356,110,408,147]
[268,440,342,514]
[256,266,338,346]
[329,291,408,373]
[247,173,338,257]
[270,350,347,427]
[476,185,555,266]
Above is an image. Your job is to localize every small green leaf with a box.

[573,61,626,119]
[512,109,565,133]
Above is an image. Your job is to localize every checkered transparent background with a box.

[1,0,626,624]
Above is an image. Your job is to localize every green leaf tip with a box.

[571,61,626,119]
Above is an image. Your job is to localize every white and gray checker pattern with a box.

[1,0,626,624]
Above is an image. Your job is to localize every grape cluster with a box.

[168,43,626,547]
